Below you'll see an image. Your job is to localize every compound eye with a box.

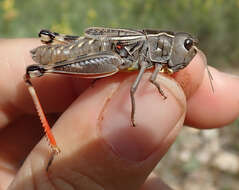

[184,38,194,51]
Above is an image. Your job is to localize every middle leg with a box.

[149,63,167,99]
[130,61,147,127]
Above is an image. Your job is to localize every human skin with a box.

[0,39,238,190]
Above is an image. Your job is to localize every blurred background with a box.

[0,0,238,189]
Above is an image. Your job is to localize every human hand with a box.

[0,39,238,190]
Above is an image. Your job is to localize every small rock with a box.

[179,150,192,162]
[212,151,239,174]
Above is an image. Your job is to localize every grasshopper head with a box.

[168,32,198,72]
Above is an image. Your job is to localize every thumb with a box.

[9,72,186,190]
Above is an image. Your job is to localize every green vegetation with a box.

[0,0,238,68]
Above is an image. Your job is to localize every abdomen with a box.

[30,38,111,65]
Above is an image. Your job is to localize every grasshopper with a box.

[24,27,213,169]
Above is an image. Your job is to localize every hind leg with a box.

[38,29,82,45]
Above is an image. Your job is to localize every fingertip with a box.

[186,68,239,128]
[172,50,239,128]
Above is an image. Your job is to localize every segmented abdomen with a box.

[31,38,110,65]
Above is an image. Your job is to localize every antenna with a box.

[195,47,214,92]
